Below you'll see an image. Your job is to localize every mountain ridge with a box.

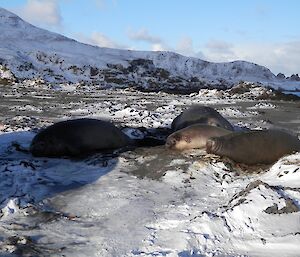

[0,7,299,91]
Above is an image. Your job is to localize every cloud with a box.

[165,36,300,75]
[151,43,167,51]
[203,39,237,62]
[128,28,162,44]
[14,0,62,29]
[191,39,300,75]
[232,41,300,75]
[78,32,128,49]
[205,40,234,53]
[128,28,169,52]
[176,37,194,56]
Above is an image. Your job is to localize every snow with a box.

[219,107,259,118]
[1,7,300,91]
[247,103,277,109]
[0,7,300,257]
[0,82,299,256]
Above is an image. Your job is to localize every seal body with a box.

[171,105,234,131]
[30,118,131,157]
[206,130,300,165]
[166,124,232,150]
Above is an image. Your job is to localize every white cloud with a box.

[151,43,166,52]
[162,36,300,75]
[176,37,194,56]
[205,40,234,53]
[14,0,62,29]
[203,39,237,62]
[78,32,128,49]
[231,41,300,75]
[128,28,162,44]
[197,39,300,75]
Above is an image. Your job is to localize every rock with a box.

[288,74,300,81]
[276,73,286,79]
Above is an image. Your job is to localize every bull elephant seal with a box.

[30,118,131,157]
[166,124,232,150]
[171,105,234,131]
[206,130,300,165]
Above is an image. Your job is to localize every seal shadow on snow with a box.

[0,124,170,212]
[0,125,170,255]
[0,131,121,213]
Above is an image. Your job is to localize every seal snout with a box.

[206,138,217,154]
[165,136,177,149]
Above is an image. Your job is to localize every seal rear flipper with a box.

[11,141,30,153]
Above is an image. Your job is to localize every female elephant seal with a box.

[206,130,300,165]
[166,124,232,150]
[30,118,131,157]
[171,105,234,131]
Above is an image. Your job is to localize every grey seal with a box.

[166,124,232,150]
[206,130,300,165]
[30,118,166,157]
[30,118,131,157]
[171,105,234,131]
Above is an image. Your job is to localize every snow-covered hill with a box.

[0,7,299,91]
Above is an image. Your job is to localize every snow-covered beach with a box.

[0,83,299,257]
[0,6,300,256]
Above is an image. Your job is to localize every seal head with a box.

[166,124,232,151]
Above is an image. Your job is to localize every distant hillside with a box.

[0,7,299,92]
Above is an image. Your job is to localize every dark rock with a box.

[288,74,300,81]
[276,73,286,79]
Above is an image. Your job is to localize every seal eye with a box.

[174,134,181,141]
[165,137,177,149]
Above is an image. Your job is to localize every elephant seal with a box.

[30,118,131,157]
[166,124,232,150]
[206,130,300,165]
[171,105,234,131]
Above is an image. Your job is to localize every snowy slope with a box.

[1,7,299,90]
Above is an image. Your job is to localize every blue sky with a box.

[1,0,300,75]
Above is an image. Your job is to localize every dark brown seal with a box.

[30,118,131,157]
[171,105,234,131]
[166,124,232,150]
[206,130,300,165]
